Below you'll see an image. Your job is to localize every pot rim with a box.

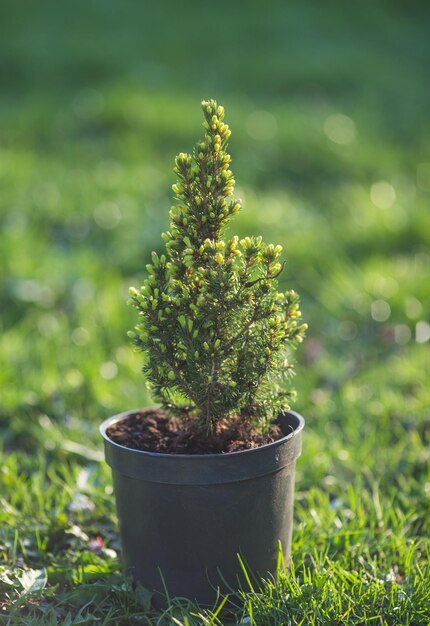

[99,407,305,460]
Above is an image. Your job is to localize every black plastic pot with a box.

[100,409,304,605]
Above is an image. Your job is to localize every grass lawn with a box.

[1,1,429,624]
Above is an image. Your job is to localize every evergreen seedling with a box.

[128,100,307,434]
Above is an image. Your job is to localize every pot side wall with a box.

[112,465,296,604]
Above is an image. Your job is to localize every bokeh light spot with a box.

[38,314,60,336]
[394,324,411,345]
[66,369,84,387]
[246,110,277,141]
[71,327,90,346]
[415,321,430,343]
[93,202,122,230]
[323,113,356,145]
[371,299,391,322]
[12,279,55,307]
[370,181,396,209]
[100,361,118,380]
[373,275,399,298]
[72,278,95,303]
[405,297,423,319]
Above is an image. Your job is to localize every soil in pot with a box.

[106,408,284,454]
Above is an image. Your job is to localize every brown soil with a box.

[106,408,284,454]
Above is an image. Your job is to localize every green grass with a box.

[1,0,430,623]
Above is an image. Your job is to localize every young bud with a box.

[168,370,175,381]
[269,263,282,276]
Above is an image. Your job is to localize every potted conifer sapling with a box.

[100,99,307,605]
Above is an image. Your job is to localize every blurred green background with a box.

[1,0,429,621]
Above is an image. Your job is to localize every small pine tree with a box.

[128,100,307,435]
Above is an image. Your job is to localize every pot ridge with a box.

[100,409,304,485]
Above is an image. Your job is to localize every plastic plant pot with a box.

[100,409,304,606]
